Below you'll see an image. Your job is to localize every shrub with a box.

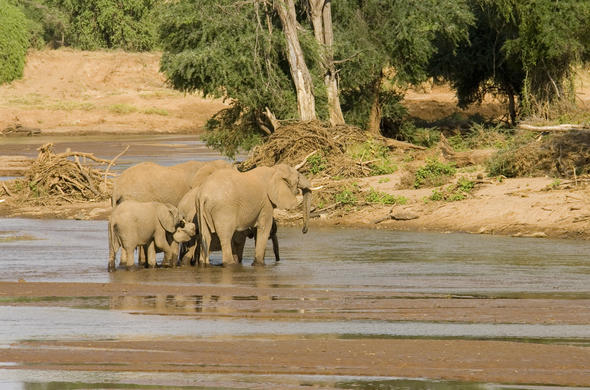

[347,139,397,176]
[428,177,475,202]
[414,158,456,188]
[365,188,407,205]
[0,1,30,84]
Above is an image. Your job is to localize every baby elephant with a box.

[108,200,196,271]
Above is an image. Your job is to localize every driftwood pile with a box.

[240,121,390,178]
[2,143,118,205]
[491,131,590,178]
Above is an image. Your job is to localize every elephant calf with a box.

[108,200,196,271]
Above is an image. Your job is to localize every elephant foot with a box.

[252,260,265,266]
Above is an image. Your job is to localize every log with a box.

[385,139,427,150]
[518,124,590,132]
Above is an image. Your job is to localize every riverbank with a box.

[1,49,590,241]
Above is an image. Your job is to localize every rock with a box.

[391,211,419,221]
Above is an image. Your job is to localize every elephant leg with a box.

[253,224,271,266]
[161,242,178,268]
[138,246,147,266]
[185,242,197,266]
[232,232,247,264]
[219,231,237,265]
[121,247,134,270]
[199,228,212,265]
[271,232,280,262]
[146,242,157,268]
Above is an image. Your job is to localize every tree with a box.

[47,0,161,51]
[429,0,590,124]
[308,0,345,125]
[333,0,473,134]
[274,0,317,121]
[0,0,30,84]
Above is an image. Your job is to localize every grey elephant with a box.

[111,159,232,266]
[177,184,280,265]
[196,164,311,265]
[108,200,196,272]
[111,159,232,207]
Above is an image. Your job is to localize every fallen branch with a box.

[385,139,427,150]
[518,124,590,132]
[104,145,130,186]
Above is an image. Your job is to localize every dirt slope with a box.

[0,49,226,134]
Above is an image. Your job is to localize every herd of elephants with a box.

[108,160,315,271]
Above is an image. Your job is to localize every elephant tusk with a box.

[309,185,323,191]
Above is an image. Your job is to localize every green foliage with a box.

[334,183,360,206]
[202,103,264,159]
[428,177,474,201]
[347,139,397,176]
[365,188,407,205]
[414,158,456,188]
[0,1,30,85]
[160,0,324,155]
[397,122,441,148]
[308,153,327,175]
[430,0,590,122]
[446,122,512,151]
[11,0,68,48]
[335,0,473,130]
[45,0,160,50]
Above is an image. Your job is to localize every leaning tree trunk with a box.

[274,0,317,121]
[309,0,345,126]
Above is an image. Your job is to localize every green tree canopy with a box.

[0,0,30,84]
[429,0,590,123]
[159,0,327,157]
[19,0,162,50]
[333,0,473,133]
[160,0,472,155]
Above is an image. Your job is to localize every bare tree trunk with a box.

[309,0,345,126]
[274,0,316,121]
[367,74,383,135]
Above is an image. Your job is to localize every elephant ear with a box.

[157,204,179,233]
[268,165,299,210]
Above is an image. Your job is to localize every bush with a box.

[0,1,30,84]
[414,158,456,188]
[428,177,475,202]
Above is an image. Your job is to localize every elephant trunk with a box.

[298,174,312,234]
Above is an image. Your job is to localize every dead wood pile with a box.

[239,121,385,178]
[491,131,590,178]
[2,143,116,205]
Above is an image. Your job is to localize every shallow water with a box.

[1,218,590,295]
[0,134,236,171]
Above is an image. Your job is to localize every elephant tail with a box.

[108,220,121,257]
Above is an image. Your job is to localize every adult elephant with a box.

[177,184,280,265]
[112,159,232,207]
[111,159,232,266]
[196,164,312,266]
